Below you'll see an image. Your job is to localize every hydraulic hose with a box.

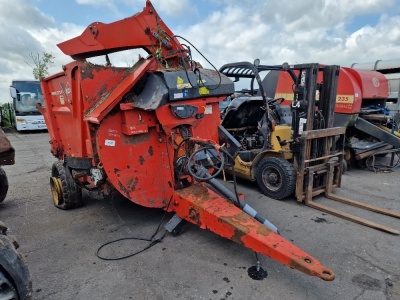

[187,145,225,181]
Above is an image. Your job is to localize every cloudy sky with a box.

[1,0,400,103]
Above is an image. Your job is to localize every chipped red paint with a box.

[173,185,335,281]
[40,0,335,281]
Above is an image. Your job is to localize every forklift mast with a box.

[220,61,399,234]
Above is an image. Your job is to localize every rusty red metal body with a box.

[40,0,334,281]
[272,67,389,114]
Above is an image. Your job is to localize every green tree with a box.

[0,103,13,128]
[26,52,55,79]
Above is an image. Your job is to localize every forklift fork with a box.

[293,65,400,235]
[297,129,400,235]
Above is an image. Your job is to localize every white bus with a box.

[9,80,47,131]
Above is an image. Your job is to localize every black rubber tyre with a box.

[0,224,32,300]
[50,161,83,210]
[256,157,296,200]
[0,271,19,299]
[0,168,9,203]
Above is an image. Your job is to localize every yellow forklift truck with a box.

[219,61,400,234]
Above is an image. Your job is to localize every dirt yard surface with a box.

[1,130,399,300]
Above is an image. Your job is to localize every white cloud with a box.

[0,0,399,104]
[75,0,119,13]
[74,0,197,19]
[151,0,197,18]
[174,0,399,70]
[0,0,55,102]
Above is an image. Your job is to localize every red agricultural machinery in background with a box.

[38,1,335,281]
[219,61,400,235]
[263,66,400,168]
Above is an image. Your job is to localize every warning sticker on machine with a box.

[176,76,192,89]
[105,139,116,147]
[199,86,210,95]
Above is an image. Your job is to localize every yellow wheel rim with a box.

[50,177,63,206]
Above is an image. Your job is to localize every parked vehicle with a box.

[219,60,400,234]
[9,80,47,131]
[37,0,336,281]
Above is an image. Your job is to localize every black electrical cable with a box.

[160,31,198,89]
[95,233,167,261]
[172,35,222,91]
[159,31,224,95]
[96,198,173,261]
[213,147,243,209]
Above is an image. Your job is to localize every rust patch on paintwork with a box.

[284,254,334,280]
[230,211,252,223]
[230,227,247,245]
[289,257,316,277]
[81,63,95,80]
[127,177,139,191]
[98,83,108,96]
[256,225,273,237]
[216,213,251,245]
[177,185,214,204]
[84,91,111,117]
[122,133,150,145]
[148,146,154,156]
[117,180,131,198]
[139,155,145,165]
[189,207,201,226]
[82,63,127,80]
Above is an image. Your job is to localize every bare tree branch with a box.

[25,52,55,79]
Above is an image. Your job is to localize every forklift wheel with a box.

[50,161,83,210]
[0,168,9,203]
[256,157,296,200]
